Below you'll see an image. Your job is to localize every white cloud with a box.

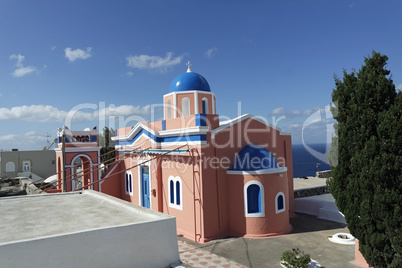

[270,107,286,115]
[99,105,151,117]
[0,134,18,142]
[292,110,301,116]
[24,130,39,137]
[303,109,314,115]
[0,104,152,123]
[0,131,46,150]
[10,54,25,67]
[270,107,315,118]
[9,54,37,77]
[64,47,92,62]
[205,47,218,58]
[289,123,302,129]
[0,105,67,122]
[127,71,134,77]
[126,52,183,72]
[13,66,37,77]
[397,83,402,92]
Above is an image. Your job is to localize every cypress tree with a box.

[99,127,115,166]
[328,51,401,267]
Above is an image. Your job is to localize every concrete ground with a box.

[293,176,328,190]
[179,213,356,268]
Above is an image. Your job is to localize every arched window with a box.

[176,181,181,205]
[167,100,172,119]
[247,185,260,213]
[168,176,183,210]
[244,181,265,217]
[23,160,31,172]
[72,157,83,190]
[182,97,190,117]
[202,98,208,114]
[6,162,15,172]
[170,180,174,204]
[125,173,128,193]
[275,192,285,213]
[125,171,133,196]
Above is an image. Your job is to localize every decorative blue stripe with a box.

[195,114,207,126]
[115,128,206,146]
[162,120,166,130]
[58,137,70,143]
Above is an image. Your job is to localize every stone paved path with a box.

[178,240,246,268]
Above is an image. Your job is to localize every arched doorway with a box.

[71,155,93,190]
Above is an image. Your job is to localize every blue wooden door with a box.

[141,166,150,208]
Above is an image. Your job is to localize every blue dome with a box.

[169,72,211,93]
[232,144,280,171]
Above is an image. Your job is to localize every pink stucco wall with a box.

[110,114,294,243]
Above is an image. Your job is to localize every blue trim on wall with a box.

[91,136,97,142]
[195,114,207,126]
[162,120,166,130]
[115,128,206,146]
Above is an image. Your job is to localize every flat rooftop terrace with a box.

[0,190,171,244]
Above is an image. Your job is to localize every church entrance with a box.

[141,165,150,208]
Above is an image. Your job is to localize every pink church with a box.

[55,63,295,243]
[107,64,294,242]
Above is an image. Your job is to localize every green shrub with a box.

[281,248,311,268]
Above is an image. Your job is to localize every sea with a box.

[292,143,331,178]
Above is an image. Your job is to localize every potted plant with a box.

[281,248,311,268]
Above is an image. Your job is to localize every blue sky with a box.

[1,0,401,150]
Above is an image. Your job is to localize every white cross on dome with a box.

[186,61,192,72]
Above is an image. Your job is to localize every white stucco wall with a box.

[0,218,180,268]
[0,191,180,268]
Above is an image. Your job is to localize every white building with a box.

[0,190,181,268]
[0,150,56,182]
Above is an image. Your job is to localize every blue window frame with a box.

[125,171,133,196]
[168,176,183,210]
[202,98,208,114]
[170,180,174,204]
[244,181,265,217]
[247,184,261,213]
[125,173,128,192]
[176,181,181,205]
[275,192,285,213]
